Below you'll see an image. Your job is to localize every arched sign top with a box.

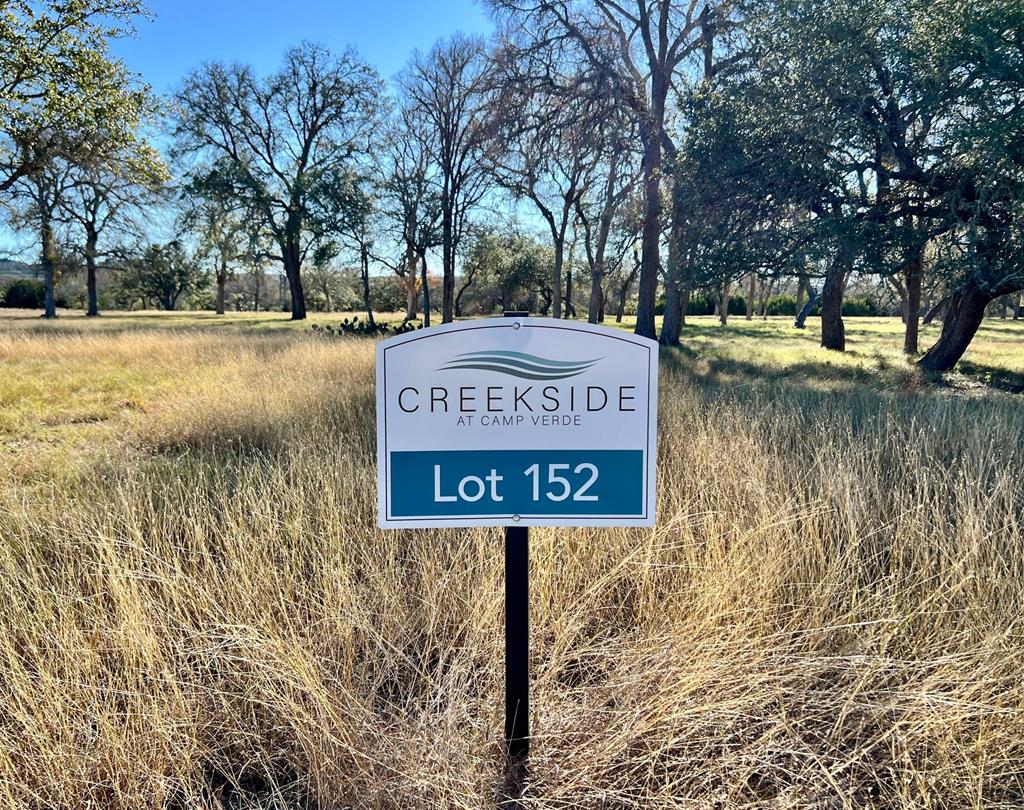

[376,317,659,528]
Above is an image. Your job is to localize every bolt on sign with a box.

[376,317,658,528]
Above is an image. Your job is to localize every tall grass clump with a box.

[0,328,1022,807]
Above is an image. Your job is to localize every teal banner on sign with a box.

[388,449,645,519]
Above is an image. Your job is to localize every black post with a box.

[504,524,529,763]
[502,310,530,795]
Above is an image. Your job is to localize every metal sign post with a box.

[504,523,529,783]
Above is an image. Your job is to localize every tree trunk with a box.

[419,251,431,328]
[998,295,1010,319]
[635,124,662,340]
[820,261,846,351]
[360,244,375,328]
[404,277,417,320]
[795,273,808,315]
[919,283,992,372]
[283,231,307,320]
[660,280,683,345]
[892,276,908,324]
[403,247,419,320]
[586,150,622,325]
[903,252,923,355]
[161,283,177,311]
[923,295,949,325]
[1013,293,1021,320]
[719,283,730,326]
[216,257,227,316]
[616,283,628,323]
[85,227,99,317]
[759,277,775,320]
[745,273,756,320]
[455,269,475,318]
[551,238,564,319]
[538,286,552,316]
[588,264,603,324]
[615,249,641,325]
[659,207,684,346]
[564,266,574,318]
[40,215,56,319]
[441,203,454,323]
[794,288,817,329]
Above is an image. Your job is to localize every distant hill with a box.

[0,260,34,280]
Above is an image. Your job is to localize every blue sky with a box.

[113,0,494,92]
[1,0,496,258]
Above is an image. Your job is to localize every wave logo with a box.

[439,350,601,380]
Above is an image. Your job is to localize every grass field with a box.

[0,309,1023,808]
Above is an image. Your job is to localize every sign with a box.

[376,317,658,528]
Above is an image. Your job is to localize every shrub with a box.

[842,295,880,316]
[727,295,748,316]
[765,294,798,316]
[687,292,715,316]
[369,276,408,313]
[804,295,880,317]
[311,317,422,338]
[1,278,46,308]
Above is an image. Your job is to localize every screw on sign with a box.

[375,313,659,796]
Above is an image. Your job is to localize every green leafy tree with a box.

[464,226,552,314]
[0,0,150,192]
[912,0,1024,370]
[740,0,1024,365]
[180,172,266,316]
[116,241,207,311]
[663,84,818,334]
[7,160,75,317]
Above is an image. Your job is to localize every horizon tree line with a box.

[1,0,1022,373]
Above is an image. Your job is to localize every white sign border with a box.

[375,317,658,529]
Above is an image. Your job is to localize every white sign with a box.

[375,317,658,528]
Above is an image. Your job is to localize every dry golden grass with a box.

[0,315,1023,808]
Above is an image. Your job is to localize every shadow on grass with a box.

[679,320,813,343]
[662,337,893,390]
[952,360,1024,394]
[670,322,1024,397]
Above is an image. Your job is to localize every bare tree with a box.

[486,46,613,319]
[377,106,442,321]
[574,118,640,323]
[487,0,733,339]
[399,34,491,323]
[173,44,383,320]
[61,139,167,316]
[9,160,78,317]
